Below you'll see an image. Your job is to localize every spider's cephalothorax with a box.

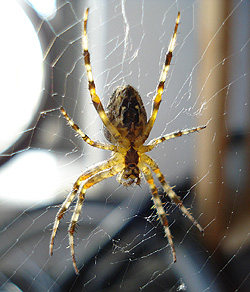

[50,8,206,274]
[118,142,141,186]
[104,85,147,144]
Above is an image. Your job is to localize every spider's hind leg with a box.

[137,12,180,145]
[82,8,125,145]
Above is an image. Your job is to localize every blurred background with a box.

[0,0,249,291]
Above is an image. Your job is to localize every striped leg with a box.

[138,162,176,262]
[49,188,77,256]
[82,8,125,145]
[60,107,120,151]
[49,157,120,258]
[139,12,180,145]
[141,154,204,233]
[68,163,124,274]
[144,125,206,152]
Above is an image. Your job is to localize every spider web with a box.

[0,0,249,291]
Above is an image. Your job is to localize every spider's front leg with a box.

[68,163,123,273]
[142,154,204,233]
[49,188,77,256]
[50,157,124,274]
[50,159,116,256]
[138,162,177,262]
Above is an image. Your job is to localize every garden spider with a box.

[50,8,205,274]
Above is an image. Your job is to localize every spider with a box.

[50,8,205,274]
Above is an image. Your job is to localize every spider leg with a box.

[137,12,180,146]
[61,107,121,152]
[141,154,204,233]
[49,186,77,256]
[138,162,176,262]
[49,156,123,257]
[68,162,124,274]
[82,8,126,146]
[144,125,206,152]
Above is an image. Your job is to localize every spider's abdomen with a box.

[104,85,147,143]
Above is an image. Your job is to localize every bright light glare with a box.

[0,1,43,153]
[0,150,59,207]
[28,0,57,19]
